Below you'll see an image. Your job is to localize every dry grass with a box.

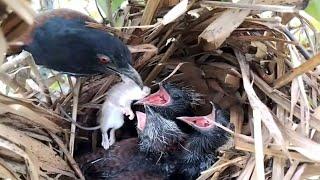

[0,0,320,179]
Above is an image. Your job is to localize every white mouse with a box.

[99,75,150,149]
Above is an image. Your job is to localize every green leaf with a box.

[49,81,60,91]
[112,0,126,12]
[97,0,126,16]
[305,0,320,22]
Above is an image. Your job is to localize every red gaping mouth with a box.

[177,104,216,130]
[136,111,146,131]
[135,86,171,106]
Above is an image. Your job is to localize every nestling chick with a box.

[136,105,186,154]
[176,103,230,179]
[99,76,150,149]
[136,83,200,133]
[79,138,176,180]
[136,83,199,117]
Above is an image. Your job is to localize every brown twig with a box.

[236,140,313,162]
[141,0,161,25]
[85,22,132,39]
[144,35,182,85]
[228,35,299,45]
[236,50,266,180]
[201,1,297,12]
[69,78,81,156]
[47,131,85,180]
[273,53,320,89]
[24,51,52,105]
[159,62,185,84]
[253,72,320,131]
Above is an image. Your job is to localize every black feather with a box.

[177,105,230,179]
[24,17,131,75]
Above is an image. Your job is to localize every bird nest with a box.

[0,0,320,179]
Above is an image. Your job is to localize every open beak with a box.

[136,111,147,131]
[136,106,156,131]
[176,104,216,131]
[135,85,171,106]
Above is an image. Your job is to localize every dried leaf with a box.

[0,30,7,65]
[298,164,320,179]
[0,124,71,173]
[286,128,320,161]
[1,0,35,25]
[274,53,320,89]
[162,0,188,25]
[284,161,299,180]
[0,102,61,133]
[237,156,255,180]
[141,0,161,25]
[251,41,267,59]
[290,78,300,121]
[0,162,18,180]
[235,50,288,156]
[272,157,284,180]
[236,140,312,162]
[199,4,251,50]
[0,137,39,180]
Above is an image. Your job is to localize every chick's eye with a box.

[97,54,111,64]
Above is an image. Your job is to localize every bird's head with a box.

[176,103,229,133]
[176,103,230,164]
[92,38,143,88]
[135,83,199,115]
[136,105,186,153]
[21,12,144,88]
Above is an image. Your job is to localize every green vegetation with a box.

[305,0,320,22]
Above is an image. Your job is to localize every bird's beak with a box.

[105,64,144,88]
[135,85,171,106]
[119,65,144,88]
[176,105,216,131]
[136,111,147,131]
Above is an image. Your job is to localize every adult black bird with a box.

[78,138,176,180]
[9,8,143,87]
[176,103,230,179]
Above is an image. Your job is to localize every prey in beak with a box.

[119,65,144,88]
[96,52,144,88]
[103,62,144,89]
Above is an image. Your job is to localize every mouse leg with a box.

[109,128,116,145]
[101,131,110,149]
[122,107,135,120]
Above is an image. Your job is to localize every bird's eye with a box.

[97,54,111,64]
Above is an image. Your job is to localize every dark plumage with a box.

[137,84,230,179]
[136,105,186,154]
[11,8,143,87]
[136,83,198,118]
[136,83,199,133]
[78,138,176,180]
[176,103,230,179]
